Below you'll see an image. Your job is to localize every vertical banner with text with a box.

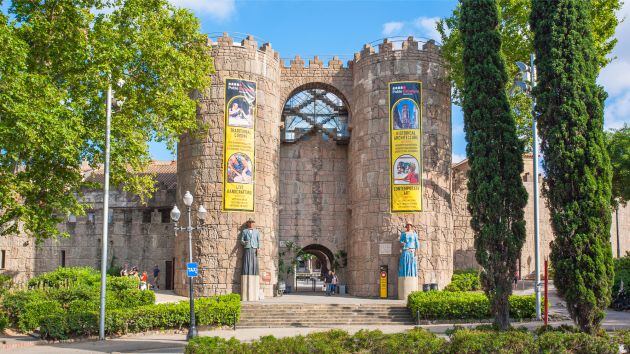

[223,79,256,212]
[389,81,422,213]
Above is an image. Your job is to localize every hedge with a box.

[407,291,536,320]
[0,267,240,340]
[40,294,241,339]
[185,328,627,354]
[444,269,481,292]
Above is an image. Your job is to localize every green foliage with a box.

[0,311,8,332]
[437,0,621,148]
[186,327,629,353]
[460,0,528,330]
[18,300,64,333]
[606,125,630,206]
[0,0,213,241]
[407,291,536,320]
[448,328,536,353]
[28,266,100,289]
[444,269,481,292]
[0,274,13,298]
[185,328,445,354]
[537,330,618,353]
[531,0,614,334]
[613,256,630,295]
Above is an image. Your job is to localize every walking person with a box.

[153,264,160,290]
[120,263,129,277]
[331,271,338,295]
[324,270,334,296]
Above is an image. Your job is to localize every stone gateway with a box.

[176,33,452,299]
[2,33,627,299]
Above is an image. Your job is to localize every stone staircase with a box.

[238,303,414,328]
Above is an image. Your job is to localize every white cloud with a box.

[599,59,630,96]
[413,17,441,41]
[169,0,235,20]
[380,17,441,42]
[605,91,630,130]
[453,123,465,137]
[382,21,404,36]
[452,153,466,164]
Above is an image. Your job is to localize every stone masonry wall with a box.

[452,155,630,275]
[279,134,349,282]
[176,34,281,297]
[348,37,453,297]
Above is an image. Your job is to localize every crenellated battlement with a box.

[208,32,280,60]
[281,55,350,69]
[353,36,440,63]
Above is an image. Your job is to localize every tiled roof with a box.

[84,160,177,190]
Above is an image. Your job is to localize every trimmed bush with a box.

[18,300,64,333]
[537,331,618,354]
[407,291,536,320]
[185,328,444,354]
[444,270,481,292]
[448,328,536,353]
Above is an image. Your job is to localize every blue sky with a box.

[153,0,628,162]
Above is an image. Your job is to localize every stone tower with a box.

[176,34,452,299]
[176,34,281,297]
[348,37,453,297]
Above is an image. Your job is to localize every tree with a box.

[460,0,528,330]
[0,0,213,241]
[607,125,630,207]
[438,0,622,148]
[531,0,614,334]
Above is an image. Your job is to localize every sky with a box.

[79,0,629,162]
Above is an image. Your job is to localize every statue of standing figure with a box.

[398,222,419,299]
[240,218,261,301]
[399,222,419,277]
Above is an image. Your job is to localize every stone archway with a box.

[278,83,350,294]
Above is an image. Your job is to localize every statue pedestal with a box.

[241,275,259,301]
[398,276,418,300]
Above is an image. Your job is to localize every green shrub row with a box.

[38,294,240,340]
[185,328,626,354]
[407,291,536,320]
[444,270,481,292]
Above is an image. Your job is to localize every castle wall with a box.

[176,34,281,297]
[348,38,453,297]
[451,155,630,275]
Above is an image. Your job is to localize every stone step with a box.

[238,303,413,328]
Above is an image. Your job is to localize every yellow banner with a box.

[223,79,256,212]
[389,82,422,213]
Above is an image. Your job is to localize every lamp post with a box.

[171,191,207,340]
[99,77,125,341]
[516,53,542,321]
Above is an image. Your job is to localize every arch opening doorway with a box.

[278,84,350,295]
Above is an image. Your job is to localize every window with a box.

[87,211,96,223]
[1,250,6,269]
[160,208,171,223]
[61,250,66,268]
[282,88,349,143]
[142,209,152,223]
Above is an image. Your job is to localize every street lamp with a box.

[515,54,542,321]
[99,77,125,340]
[171,191,208,340]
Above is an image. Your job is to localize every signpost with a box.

[187,262,198,278]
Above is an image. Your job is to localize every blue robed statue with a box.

[398,223,419,277]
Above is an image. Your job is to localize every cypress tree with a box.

[531,0,614,334]
[460,0,528,330]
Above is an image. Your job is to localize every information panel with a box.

[222,78,256,212]
[389,81,422,213]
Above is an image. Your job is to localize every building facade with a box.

[1,33,627,298]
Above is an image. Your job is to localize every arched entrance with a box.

[279,84,350,294]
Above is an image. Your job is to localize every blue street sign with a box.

[187,262,198,277]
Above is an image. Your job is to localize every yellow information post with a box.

[389,81,422,213]
[379,265,388,299]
